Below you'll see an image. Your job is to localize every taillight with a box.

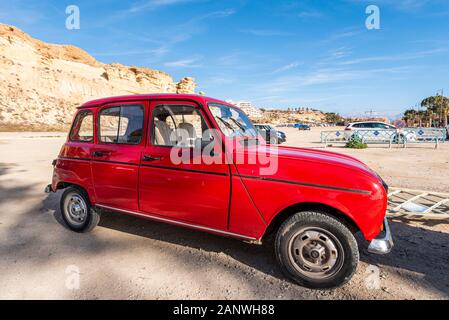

[345,127,352,131]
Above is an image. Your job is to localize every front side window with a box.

[208,103,257,138]
[70,110,93,142]
[152,105,210,147]
[99,105,144,144]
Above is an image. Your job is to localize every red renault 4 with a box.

[46,94,393,288]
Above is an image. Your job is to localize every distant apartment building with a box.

[226,100,263,118]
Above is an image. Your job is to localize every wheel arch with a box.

[55,181,77,190]
[55,181,95,205]
[262,202,360,240]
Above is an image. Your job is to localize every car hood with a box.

[236,145,381,191]
[276,146,372,171]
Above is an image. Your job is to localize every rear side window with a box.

[357,123,373,128]
[99,105,144,144]
[70,110,93,142]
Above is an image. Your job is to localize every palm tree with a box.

[421,95,449,127]
[435,95,449,127]
[419,110,431,127]
[403,109,417,126]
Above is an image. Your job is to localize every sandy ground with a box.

[0,129,448,299]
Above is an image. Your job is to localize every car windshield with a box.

[208,103,258,138]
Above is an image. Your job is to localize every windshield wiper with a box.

[229,118,246,132]
[216,116,236,132]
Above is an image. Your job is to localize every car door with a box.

[138,100,230,230]
[91,101,148,211]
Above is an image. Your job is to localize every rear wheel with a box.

[275,211,359,289]
[60,186,100,232]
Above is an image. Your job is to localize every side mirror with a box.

[199,136,217,157]
[199,135,214,148]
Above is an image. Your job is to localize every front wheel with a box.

[60,186,100,232]
[275,211,359,289]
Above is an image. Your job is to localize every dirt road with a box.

[0,130,448,299]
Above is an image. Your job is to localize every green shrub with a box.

[345,136,368,149]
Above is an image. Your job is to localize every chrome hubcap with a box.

[64,193,87,226]
[288,227,344,279]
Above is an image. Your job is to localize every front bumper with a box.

[368,217,394,254]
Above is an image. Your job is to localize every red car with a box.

[46,94,393,288]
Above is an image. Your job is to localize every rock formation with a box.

[0,24,196,131]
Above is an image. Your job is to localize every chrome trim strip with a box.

[96,204,257,241]
[59,157,229,176]
[59,156,91,162]
[140,164,229,176]
[236,174,371,195]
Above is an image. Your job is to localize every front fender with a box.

[239,176,386,241]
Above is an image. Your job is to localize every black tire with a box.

[275,211,359,289]
[60,186,100,233]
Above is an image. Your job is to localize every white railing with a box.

[321,128,446,148]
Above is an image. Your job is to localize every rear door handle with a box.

[93,150,110,157]
[142,155,162,162]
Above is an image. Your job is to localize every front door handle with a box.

[142,155,162,162]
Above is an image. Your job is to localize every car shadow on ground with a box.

[60,205,284,279]
[48,198,449,296]
[359,219,449,296]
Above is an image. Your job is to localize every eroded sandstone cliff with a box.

[0,24,196,131]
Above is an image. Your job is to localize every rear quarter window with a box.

[70,110,94,142]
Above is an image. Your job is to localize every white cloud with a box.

[347,0,434,11]
[251,66,415,96]
[241,29,295,37]
[315,28,364,46]
[328,47,352,59]
[92,46,169,58]
[272,62,301,73]
[339,47,449,65]
[329,30,362,41]
[164,57,202,68]
[193,8,235,20]
[207,76,235,84]
[129,0,199,13]
[297,11,323,19]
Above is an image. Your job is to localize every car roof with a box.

[78,93,237,109]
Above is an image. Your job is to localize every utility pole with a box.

[365,109,377,120]
[436,89,444,127]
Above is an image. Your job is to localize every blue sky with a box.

[1,0,449,117]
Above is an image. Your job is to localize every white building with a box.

[226,100,263,118]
